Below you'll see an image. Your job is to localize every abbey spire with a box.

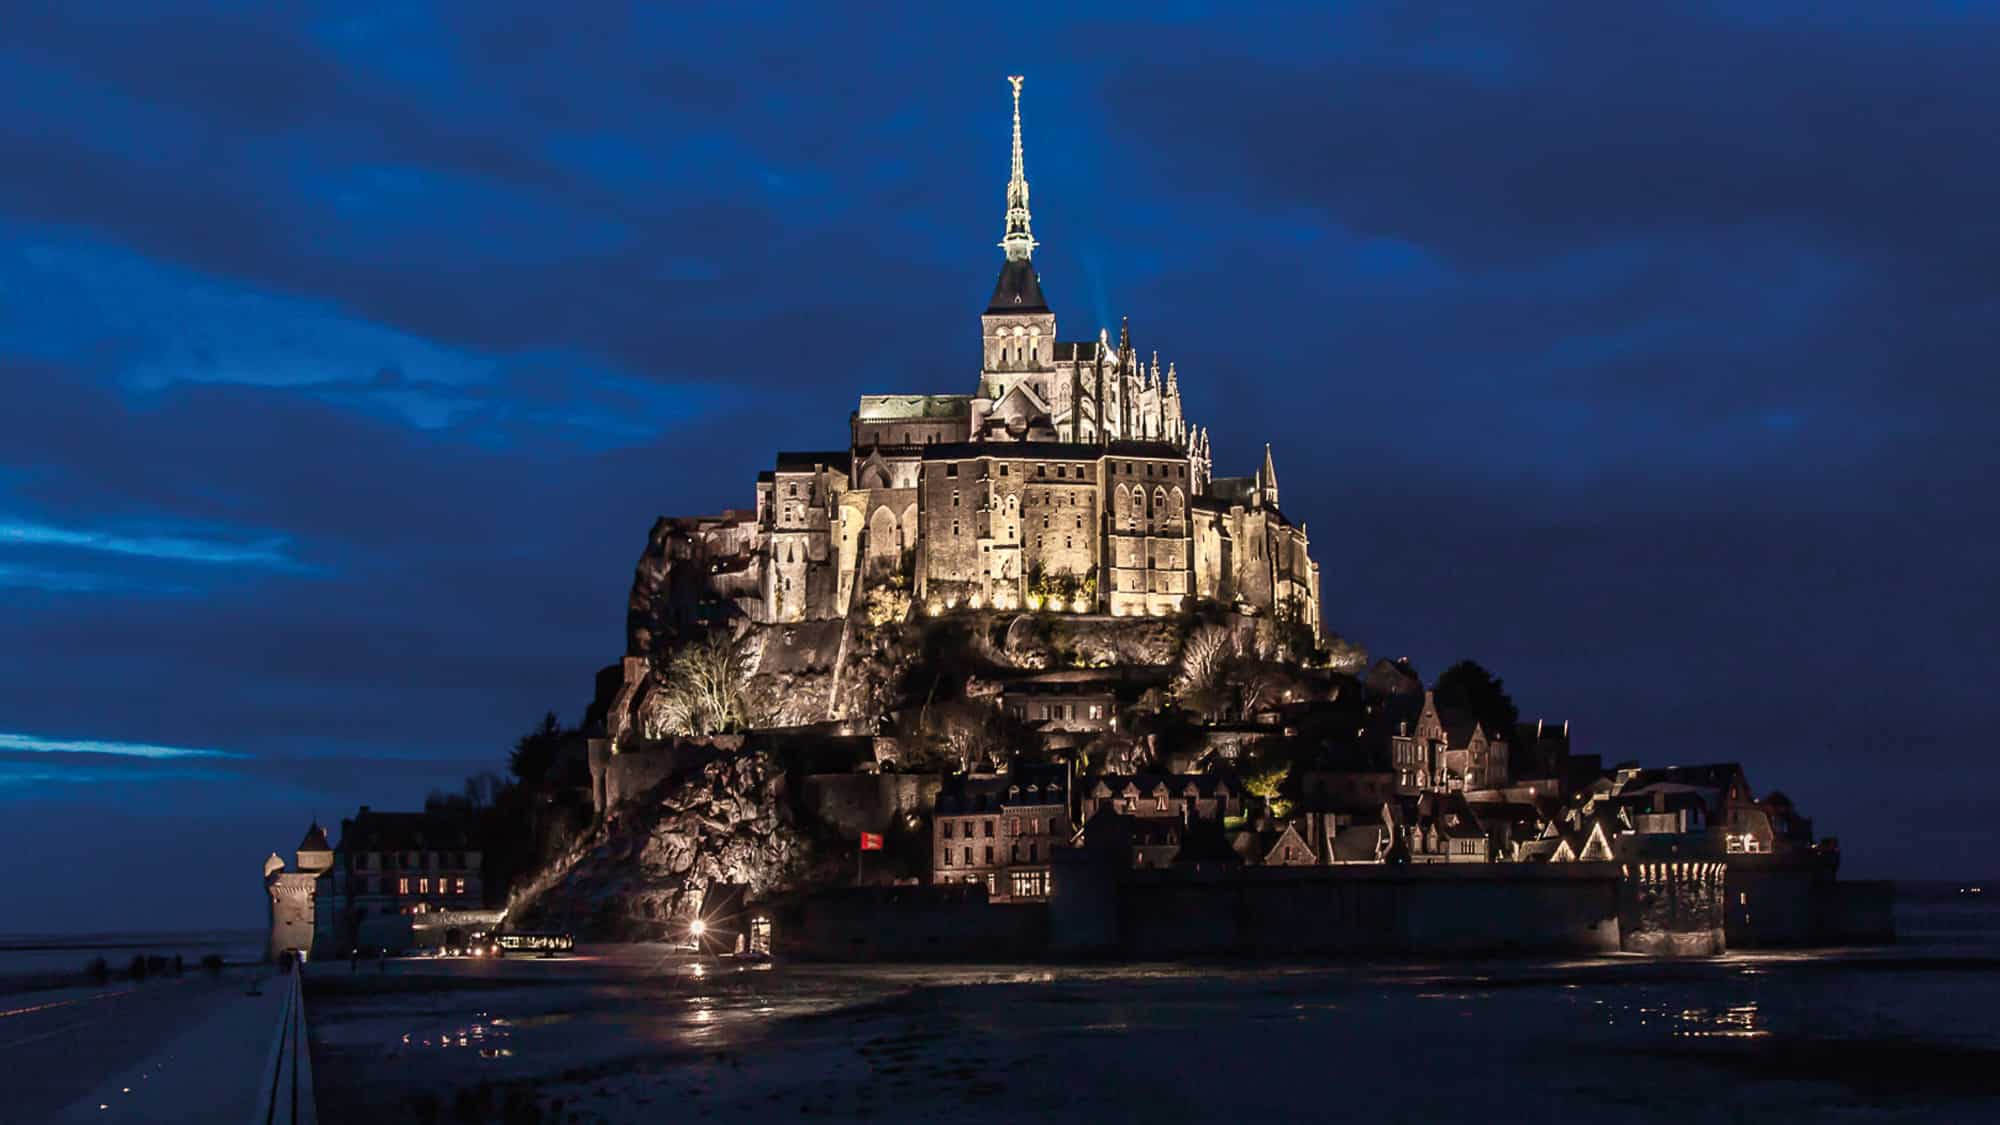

[1000,75,1037,261]
[985,76,1049,314]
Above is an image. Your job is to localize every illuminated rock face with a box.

[625,80,1320,638]
[512,751,808,939]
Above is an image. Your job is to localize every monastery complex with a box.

[679,79,1318,628]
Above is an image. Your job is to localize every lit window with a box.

[418,877,429,894]
[398,878,410,895]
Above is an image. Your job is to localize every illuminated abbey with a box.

[660,79,1319,631]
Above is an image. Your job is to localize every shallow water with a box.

[308,899,2000,1122]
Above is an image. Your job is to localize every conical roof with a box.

[298,822,331,852]
[987,258,1048,312]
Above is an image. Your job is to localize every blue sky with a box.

[2,3,1995,931]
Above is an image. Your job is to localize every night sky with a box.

[2,5,1993,934]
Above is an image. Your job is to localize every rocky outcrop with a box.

[511,750,821,939]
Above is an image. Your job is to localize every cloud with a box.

[0,731,248,759]
[0,517,300,568]
[0,563,196,596]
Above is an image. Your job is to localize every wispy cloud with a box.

[0,562,196,595]
[0,518,300,568]
[0,732,249,759]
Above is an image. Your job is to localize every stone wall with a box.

[1619,860,1727,956]
[1109,863,1624,958]
[266,871,318,961]
[1723,854,1882,947]
[588,738,748,814]
[780,862,1629,959]
[779,884,1049,960]
[802,772,945,837]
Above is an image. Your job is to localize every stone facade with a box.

[628,81,1319,638]
[315,807,485,953]
[932,768,1072,901]
[262,821,333,961]
[1391,691,1510,793]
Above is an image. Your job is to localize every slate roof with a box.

[987,258,1049,312]
[338,809,478,853]
[855,394,973,421]
[937,765,1069,814]
[773,451,852,473]
[1050,340,1104,362]
[1330,824,1386,862]
[298,823,331,852]
[1624,764,1748,795]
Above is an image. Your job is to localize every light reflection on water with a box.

[1595,998,1767,1039]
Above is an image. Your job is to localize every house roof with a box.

[1091,771,1235,800]
[338,809,478,853]
[1330,825,1386,862]
[1624,764,1748,796]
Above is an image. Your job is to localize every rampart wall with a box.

[802,773,945,837]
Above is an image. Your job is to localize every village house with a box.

[1080,808,1187,869]
[1384,792,1492,863]
[932,767,1071,900]
[1391,691,1510,794]
[322,807,486,943]
[1000,680,1117,733]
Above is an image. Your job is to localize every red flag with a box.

[859,832,884,852]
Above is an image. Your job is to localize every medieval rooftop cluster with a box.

[926,655,1830,915]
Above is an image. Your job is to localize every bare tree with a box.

[642,633,753,738]
[1172,624,1233,717]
